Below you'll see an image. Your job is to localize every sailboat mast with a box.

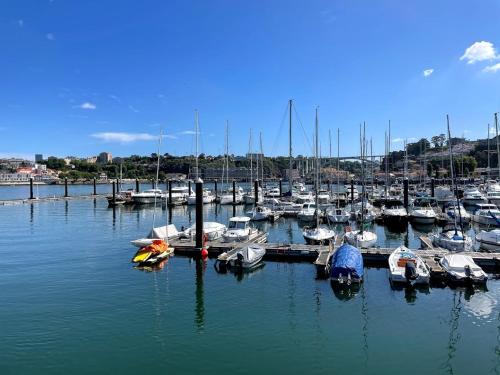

[152,130,162,229]
[249,129,253,186]
[337,128,340,209]
[495,113,499,179]
[447,115,462,235]
[226,121,229,188]
[289,99,293,192]
[360,123,365,235]
[487,123,491,179]
[260,132,264,186]
[315,107,320,229]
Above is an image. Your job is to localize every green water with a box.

[0,199,498,374]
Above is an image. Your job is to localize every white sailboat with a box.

[303,107,335,245]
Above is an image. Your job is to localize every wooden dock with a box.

[0,194,107,206]
[170,238,500,276]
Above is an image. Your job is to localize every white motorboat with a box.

[439,254,488,284]
[462,188,486,205]
[434,186,455,204]
[179,222,227,241]
[295,191,314,204]
[409,198,437,224]
[222,216,259,242]
[186,189,215,205]
[168,185,192,205]
[131,224,179,248]
[327,207,350,223]
[226,244,266,269]
[486,191,500,207]
[388,246,430,285]
[444,203,471,224]
[220,187,244,204]
[475,229,500,252]
[344,229,377,248]
[382,199,408,224]
[265,187,281,198]
[248,205,272,221]
[302,226,335,245]
[297,202,317,222]
[471,203,500,226]
[430,229,472,252]
[485,179,500,192]
[316,190,331,205]
[132,189,166,205]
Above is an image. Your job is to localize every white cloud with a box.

[80,102,96,110]
[0,152,34,160]
[391,138,403,143]
[91,132,157,143]
[423,69,434,77]
[163,134,178,139]
[483,63,500,73]
[180,130,199,135]
[128,105,139,113]
[460,41,498,64]
[46,33,54,41]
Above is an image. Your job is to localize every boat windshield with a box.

[229,221,247,230]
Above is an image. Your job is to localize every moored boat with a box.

[329,243,364,285]
[226,244,266,269]
[439,254,488,285]
[475,229,500,252]
[388,246,430,285]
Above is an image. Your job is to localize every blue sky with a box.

[1,0,500,160]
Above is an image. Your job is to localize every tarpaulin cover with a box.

[330,244,364,279]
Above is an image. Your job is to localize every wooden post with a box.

[403,178,409,209]
[93,178,97,195]
[195,179,204,250]
[135,178,140,193]
[168,180,173,207]
[29,177,34,199]
[64,178,68,197]
[254,180,259,205]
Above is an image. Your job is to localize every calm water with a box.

[0,196,499,374]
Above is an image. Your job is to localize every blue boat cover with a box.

[330,244,364,279]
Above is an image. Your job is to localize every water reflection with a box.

[444,291,462,374]
[232,262,265,282]
[330,281,361,301]
[195,258,206,332]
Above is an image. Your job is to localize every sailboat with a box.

[303,107,336,245]
[345,123,377,248]
[430,115,472,251]
[327,128,350,223]
[131,131,175,262]
[187,110,215,205]
[219,122,243,205]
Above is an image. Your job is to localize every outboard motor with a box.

[464,264,471,278]
[236,252,244,268]
[405,261,417,281]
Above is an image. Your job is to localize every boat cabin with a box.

[228,216,251,230]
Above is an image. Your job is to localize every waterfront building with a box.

[97,152,112,164]
[35,154,43,162]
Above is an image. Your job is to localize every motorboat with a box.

[186,189,215,205]
[132,189,166,205]
[265,187,281,198]
[302,226,335,245]
[329,244,364,285]
[355,207,376,223]
[168,185,193,205]
[475,229,500,252]
[485,179,500,193]
[434,186,455,204]
[131,224,179,248]
[242,187,263,205]
[327,207,350,223]
[248,205,272,221]
[444,202,471,224]
[388,246,430,285]
[295,191,314,204]
[345,185,359,201]
[471,203,500,226]
[409,198,437,224]
[486,191,500,207]
[222,216,259,242]
[316,190,331,205]
[430,229,472,252]
[344,229,377,248]
[297,202,317,222]
[179,222,227,241]
[462,188,486,206]
[226,245,266,269]
[220,186,244,204]
[382,199,408,224]
[439,254,488,284]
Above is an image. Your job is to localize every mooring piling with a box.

[93,178,97,195]
[29,178,34,199]
[255,180,259,204]
[135,178,140,193]
[64,178,68,197]
[403,178,409,209]
[195,178,204,251]
[232,180,236,205]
